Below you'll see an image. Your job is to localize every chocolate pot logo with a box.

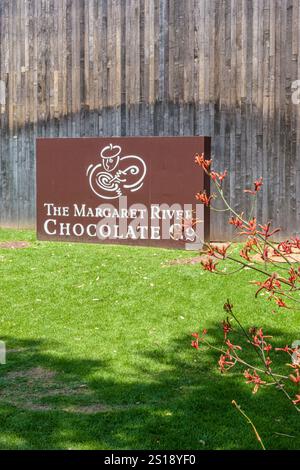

[87,143,147,200]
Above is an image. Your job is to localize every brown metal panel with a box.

[36,136,210,249]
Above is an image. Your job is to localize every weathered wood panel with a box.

[1,0,300,239]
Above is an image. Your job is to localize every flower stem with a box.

[231,400,266,450]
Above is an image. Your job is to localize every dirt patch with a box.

[0,241,31,249]
[252,251,300,263]
[168,243,230,266]
[1,367,148,414]
[6,347,29,353]
[22,403,53,412]
[65,402,146,415]
[169,242,300,265]
[6,367,56,381]
[40,384,91,398]
[1,367,97,412]
[168,255,206,266]
[67,404,111,414]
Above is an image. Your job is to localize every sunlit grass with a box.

[0,228,299,450]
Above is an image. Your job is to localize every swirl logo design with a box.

[87,143,147,200]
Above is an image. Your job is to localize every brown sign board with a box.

[36,137,210,249]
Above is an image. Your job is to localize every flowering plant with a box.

[195,152,300,312]
[191,153,300,447]
[192,301,300,409]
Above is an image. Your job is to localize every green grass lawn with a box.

[0,228,299,450]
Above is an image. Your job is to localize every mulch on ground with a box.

[0,241,31,249]
[169,242,300,265]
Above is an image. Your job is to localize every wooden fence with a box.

[1,0,300,239]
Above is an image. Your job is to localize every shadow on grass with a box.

[0,329,299,451]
